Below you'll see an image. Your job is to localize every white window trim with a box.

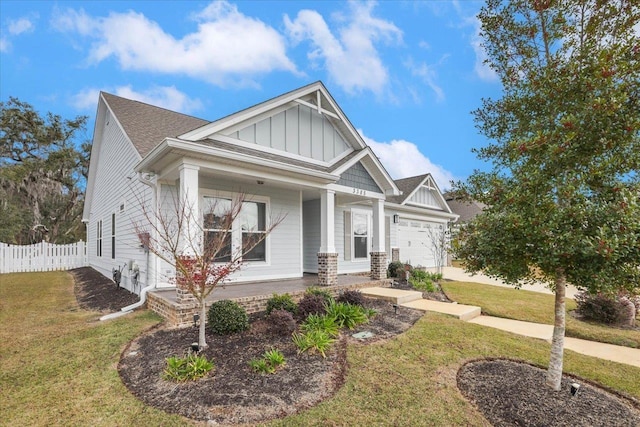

[350,208,372,261]
[96,219,103,258]
[200,189,271,267]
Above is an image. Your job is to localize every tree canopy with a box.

[455,0,639,390]
[0,97,90,244]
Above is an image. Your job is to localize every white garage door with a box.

[397,219,438,267]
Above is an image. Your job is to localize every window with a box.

[352,212,369,259]
[202,195,268,263]
[203,197,233,262]
[111,213,116,259]
[241,201,266,262]
[96,220,102,257]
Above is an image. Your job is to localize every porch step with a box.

[400,299,481,321]
[360,287,423,304]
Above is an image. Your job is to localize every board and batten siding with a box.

[86,108,153,294]
[228,104,350,163]
[198,176,303,282]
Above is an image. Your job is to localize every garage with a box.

[397,219,440,267]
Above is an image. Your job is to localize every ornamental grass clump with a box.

[163,353,214,382]
[249,348,286,374]
[325,301,369,329]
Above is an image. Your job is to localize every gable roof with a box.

[445,197,486,223]
[386,173,453,215]
[101,92,209,158]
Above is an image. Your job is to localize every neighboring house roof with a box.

[101,92,209,158]
[445,197,486,223]
[386,174,455,218]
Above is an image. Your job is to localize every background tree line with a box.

[0,97,90,244]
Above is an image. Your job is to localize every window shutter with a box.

[344,210,351,261]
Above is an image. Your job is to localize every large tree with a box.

[0,98,90,244]
[455,0,639,390]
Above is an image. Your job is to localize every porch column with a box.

[176,161,200,304]
[318,189,337,286]
[370,197,387,280]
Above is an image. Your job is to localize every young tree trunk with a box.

[546,271,566,391]
[199,299,208,349]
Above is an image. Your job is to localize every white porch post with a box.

[178,162,200,256]
[370,197,387,280]
[372,197,385,252]
[318,189,337,286]
[320,189,336,253]
[176,161,199,304]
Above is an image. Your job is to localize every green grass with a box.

[2,272,639,427]
[441,281,640,348]
[0,272,189,427]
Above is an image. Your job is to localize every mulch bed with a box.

[73,268,640,425]
[458,359,640,427]
[70,267,139,312]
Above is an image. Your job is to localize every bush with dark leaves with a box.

[387,261,405,278]
[337,289,365,306]
[267,309,297,336]
[575,292,628,325]
[305,287,334,305]
[297,294,327,320]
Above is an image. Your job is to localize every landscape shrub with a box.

[266,293,297,315]
[249,348,286,374]
[292,329,335,358]
[575,292,636,325]
[297,294,327,320]
[300,313,340,337]
[325,301,369,329]
[207,299,249,335]
[387,261,405,278]
[163,353,214,382]
[267,309,297,336]
[337,289,365,306]
[409,269,436,292]
[305,286,334,305]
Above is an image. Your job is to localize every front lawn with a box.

[441,281,640,348]
[1,272,639,426]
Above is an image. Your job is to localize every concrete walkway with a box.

[361,286,640,368]
[441,267,580,299]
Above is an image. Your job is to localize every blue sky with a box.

[0,0,502,189]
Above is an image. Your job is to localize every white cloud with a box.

[359,129,456,190]
[0,37,9,53]
[404,56,446,102]
[470,17,498,82]
[72,85,203,114]
[284,1,402,95]
[51,2,297,86]
[8,17,35,35]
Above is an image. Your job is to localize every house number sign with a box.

[352,188,366,196]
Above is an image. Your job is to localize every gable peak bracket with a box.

[294,91,340,121]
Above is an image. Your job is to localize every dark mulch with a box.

[70,267,139,312]
[458,359,640,427]
[117,299,423,424]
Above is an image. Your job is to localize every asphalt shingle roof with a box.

[101,92,209,158]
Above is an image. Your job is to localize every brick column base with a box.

[370,252,387,280]
[391,248,400,262]
[175,257,197,305]
[317,252,338,286]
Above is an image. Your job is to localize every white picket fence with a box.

[0,241,88,274]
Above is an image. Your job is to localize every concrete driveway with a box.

[442,267,580,299]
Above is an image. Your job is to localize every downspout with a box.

[100,172,158,321]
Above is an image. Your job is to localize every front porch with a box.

[147,274,393,327]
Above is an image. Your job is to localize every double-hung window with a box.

[96,220,102,257]
[352,212,369,259]
[240,201,266,262]
[203,197,233,262]
[202,195,268,263]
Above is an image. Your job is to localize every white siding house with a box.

[83,82,458,299]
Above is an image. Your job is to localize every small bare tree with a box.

[135,189,284,349]
[424,223,449,275]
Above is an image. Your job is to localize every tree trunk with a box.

[546,271,566,391]
[199,300,208,349]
